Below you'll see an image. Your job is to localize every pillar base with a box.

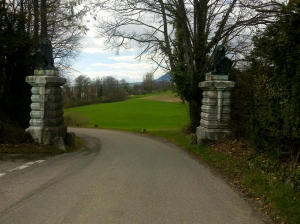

[196,126,232,146]
[26,124,67,145]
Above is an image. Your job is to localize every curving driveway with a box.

[0,128,268,223]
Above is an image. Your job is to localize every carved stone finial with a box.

[33,39,56,70]
[40,38,54,68]
[211,45,233,75]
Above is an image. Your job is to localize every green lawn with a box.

[64,98,189,132]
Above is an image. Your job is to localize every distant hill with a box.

[154,73,171,82]
[128,73,171,86]
[128,82,142,87]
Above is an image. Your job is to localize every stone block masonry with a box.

[26,70,67,144]
[197,76,235,145]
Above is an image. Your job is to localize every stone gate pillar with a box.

[196,74,235,145]
[26,69,67,144]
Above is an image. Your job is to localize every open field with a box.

[64,96,189,132]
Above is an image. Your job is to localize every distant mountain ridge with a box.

[154,73,171,82]
[128,73,171,86]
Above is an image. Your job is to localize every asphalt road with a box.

[0,128,268,223]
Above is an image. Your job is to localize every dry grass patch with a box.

[141,93,183,103]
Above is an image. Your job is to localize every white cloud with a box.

[73,7,168,83]
[76,59,166,83]
[107,56,137,62]
[91,61,152,70]
[81,33,142,54]
[81,35,107,54]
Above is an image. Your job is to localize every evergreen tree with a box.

[247,1,300,156]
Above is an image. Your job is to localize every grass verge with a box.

[0,111,84,155]
[0,136,83,155]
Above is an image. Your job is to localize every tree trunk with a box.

[19,0,25,31]
[188,99,201,133]
[27,0,32,35]
[41,0,47,39]
[33,0,39,47]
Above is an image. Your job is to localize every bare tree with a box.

[92,77,102,99]
[3,0,89,70]
[74,75,91,104]
[46,0,89,72]
[94,0,285,132]
[142,72,154,93]
[99,76,128,102]
[62,78,75,107]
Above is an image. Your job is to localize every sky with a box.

[71,22,167,83]
[70,0,288,83]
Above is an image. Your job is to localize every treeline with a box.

[62,73,171,108]
[62,76,128,107]
[230,2,300,161]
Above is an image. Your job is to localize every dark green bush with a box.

[246,2,300,158]
[229,69,254,140]
[0,120,33,144]
[0,8,34,128]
